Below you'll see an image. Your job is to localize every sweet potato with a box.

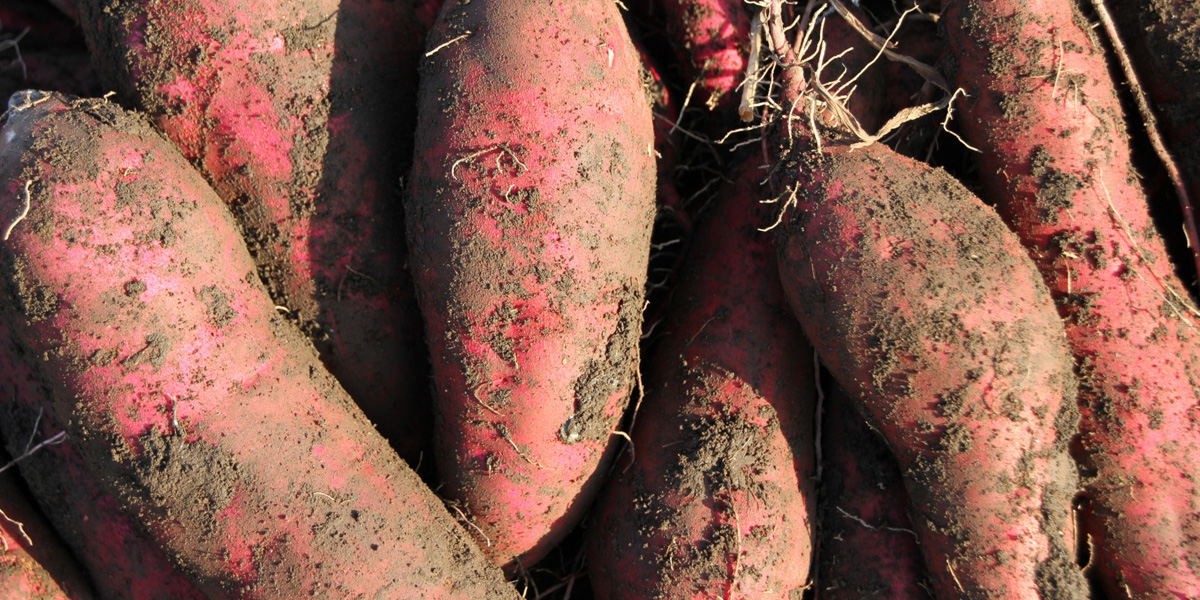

[774,140,1087,600]
[942,0,1200,596]
[79,0,431,461]
[1,342,209,600]
[755,5,1087,597]
[0,91,518,599]
[0,450,96,600]
[659,0,750,119]
[818,385,930,600]
[408,0,655,569]
[587,157,816,599]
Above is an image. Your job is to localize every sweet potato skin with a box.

[78,0,431,460]
[587,158,816,599]
[942,0,1200,596]
[774,142,1087,600]
[0,92,518,600]
[408,0,655,569]
[1,341,208,600]
[660,0,749,117]
[0,450,96,600]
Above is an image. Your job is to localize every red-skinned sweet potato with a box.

[408,0,655,569]
[659,0,749,118]
[587,156,816,599]
[942,0,1200,596]
[757,4,1087,597]
[0,91,517,600]
[774,138,1087,600]
[0,450,95,600]
[79,0,431,461]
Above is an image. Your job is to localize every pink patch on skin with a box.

[214,492,259,587]
[160,76,201,105]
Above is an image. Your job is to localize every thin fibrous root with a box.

[759,183,799,232]
[826,0,948,91]
[0,430,66,476]
[0,27,30,80]
[3,180,33,241]
[425,32,472,57]
[449,144,526,181]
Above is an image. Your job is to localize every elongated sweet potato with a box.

[0,91,518,600]
[79,0,431,461]
[756,5,1087,596]
[942,0,1200,596]
[587,157,816,599]
[408,0,655,569]
[818,385,930,600]
[0,450,96,600]
[774,138,1087,600]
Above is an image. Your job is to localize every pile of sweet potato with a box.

[1,0,1198,598]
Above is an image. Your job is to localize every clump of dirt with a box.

[563,294,641,444]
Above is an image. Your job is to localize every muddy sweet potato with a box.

[660,0,749,118]
[78,0,431,461]
[587,157,816,599]
[753,5,1087,596]
[943,0,1200,596]
[408,0,656,569]
[774,140,1087,600]
[0,91,518,600]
